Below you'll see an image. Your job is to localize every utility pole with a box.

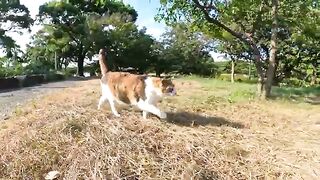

[248,60,252,80]
[54,51,58,70]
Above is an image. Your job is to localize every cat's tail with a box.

[98,48,109,76]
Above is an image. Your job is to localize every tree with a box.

[0,0,33,57]
[152,23,217,77]
[270,1,320,87]
[157,0,269,96]
[157,0,319,98]
[150,40,177,77]
[24,25,74,73]
[217,40,250,83]
[96,14,155,73]
[38,0,137,76]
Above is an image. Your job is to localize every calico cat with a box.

[97,49,176,119]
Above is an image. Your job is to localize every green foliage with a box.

[273,1,320,86]
[24,59,53,75]
[0,0,33,56]
[151,23,218,76]
[0,57,24,77]
[103,15,154,72]
[217,74,258,84]
[3,1,156,78]
[37,0,137,76]
[63,67,77,77]
[45,72,66,82]
[25,25,74,72]
[225,60,256,75]
[157,0,320,88]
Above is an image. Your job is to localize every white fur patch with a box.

[145,77,163,98]
[98,82,120,117]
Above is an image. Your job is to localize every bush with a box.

[63,68,77,77]
[217,74,257,84]
[24,59,53,75]
[84,64,99,76]
[45,72,65,82]
[0,64,24,78]
[175,59,219,77]
[22,75,45,87]
[279,78,305,87]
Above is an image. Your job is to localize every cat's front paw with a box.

[159,112,167,119]
[113,112,121,118]
[143,111,149,119]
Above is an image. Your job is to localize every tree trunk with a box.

[231,59,235,83]
[77,56,85,77]
[252,47,265,97]
[311,64,318,85]
[156,69,162,77]
[64,59,68,70]
[263,0,279,99]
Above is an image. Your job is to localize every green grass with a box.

[180,75,319,104]
[181,75,256,103]
[273,86,320,101]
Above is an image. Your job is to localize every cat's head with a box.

[152,77,176,96]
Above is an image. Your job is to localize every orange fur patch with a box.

[101,72,147,104]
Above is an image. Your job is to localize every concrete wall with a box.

[0,74,65,90]
[0,77,20,90]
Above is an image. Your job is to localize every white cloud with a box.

[21,0,49,17]
[145,27,163,39]
[210,52,229,62]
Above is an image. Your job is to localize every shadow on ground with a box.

[165,111,244,128]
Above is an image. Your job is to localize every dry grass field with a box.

[0,76,319,179]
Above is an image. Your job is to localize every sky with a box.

[7,0,167,52]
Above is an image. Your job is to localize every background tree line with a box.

[0,0,319,99]
[0,0,215,78]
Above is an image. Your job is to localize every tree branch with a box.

[191,0,255,48]
[191,0,266,82]
[204,0,221,13]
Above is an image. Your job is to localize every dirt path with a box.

[0,78,91,120]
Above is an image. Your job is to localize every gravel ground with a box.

[0,77,92,120]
